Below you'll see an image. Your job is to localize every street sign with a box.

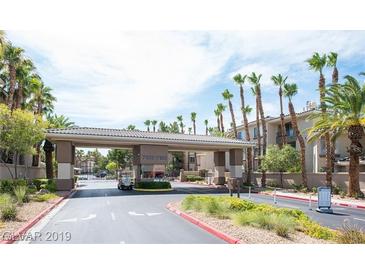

[316,186,333,213]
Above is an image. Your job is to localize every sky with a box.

[6,31,365,136]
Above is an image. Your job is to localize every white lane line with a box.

[106,200,111,206]
[146,212,162,216]
[111,212,116,221]
[354,218,365,222]
[56,218,77,223]
[128,211,145,216]
[81,214,96,221]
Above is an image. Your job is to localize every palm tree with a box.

[214,108,221,132]
[151,120,157,132]
[159,121,168,132]
[222,89,237,138]
[15,58,34,109]
[3,43,24,109]
[177,115,184,133]
[308,76,365,196]
[144,120,151,132]
[271,74,288,147]
[188,127,192,134]
[233,73,253,184]
[327,52,339,173]
[248,72,267,186]
[204,119,209,135]
[126,124,136,130]
[28,78,56,116]
[242,105,253,184]
[0,30,6,57]
[307,52,332,186]
[46,114,75,128]
[283,83,308,188]
[216,103,226,133]
[191,112,197,135]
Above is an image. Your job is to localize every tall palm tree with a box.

[283,83,308,188]
[327,52,339,173]
[216,103,226,133]
[214,108,221,132]
[126,124,136,130]
[144,120,151,131]
[176,115,184,133]
[204,119,209,135]
[28,78,55,116]
[242,105,253,184]
[248,72,267,186]
[191,112,197,135]
[307,52,332,186]
[15,58,34,109]
[271,74,288,147]
[3,43,24,109]
[151,120,157,132]
[233,73,253,184]
[222,89,237,138]
[159,121,168,132]
[188,127,192,134]
[308,75,365,196]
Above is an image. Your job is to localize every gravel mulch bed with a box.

[0,198,60,241]
[173,201,330,244]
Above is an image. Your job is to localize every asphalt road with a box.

[22,180,365,244]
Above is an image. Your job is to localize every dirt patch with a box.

[172,201,330,244]
[0,198,59,241]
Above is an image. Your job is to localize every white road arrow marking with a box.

[128,211,145,216]
[81,214,96,221]
[146,212,162,216]
[57,218,77,223]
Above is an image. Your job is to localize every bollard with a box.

[309,194,312,210]
[273,188,277,204]
[248,186,251,199]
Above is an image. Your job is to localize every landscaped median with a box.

[134,180,173,192]
[168,195,365,244]
[0,178,72,244]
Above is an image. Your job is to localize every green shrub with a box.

[32,179,49,191]
[0,194,17,221]
[332,185,341,195]
[339,191,346,198]
[185,175,204,182]
[135,180,171,189]
[32,193,59,202]
[273,215,295,237]
[32,178,56,192]
[202,198,230,219]
[298,218,336,240]
[311,187,317,193]
[0,180,13,193]
[233,211,259,226]
[225,197,255,211]
[14,185,28,204]
[336,223,365,244]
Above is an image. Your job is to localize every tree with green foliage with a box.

[177,115,184,133]
[190,112,197,135]
[106,161,118,177]
[126,124,137,130]
[222,89,237,138]
[0,104,47,178]
[204,119,208,135]
[261,145,301,187]
[308,75,365,197]
[46,114,75,128]
[216,103,226,133]
[107,149,132,169]
[144,120,151,131]
[151,120,157,132]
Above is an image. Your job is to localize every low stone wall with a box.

[252,172,365,191]
[0,163,46,180]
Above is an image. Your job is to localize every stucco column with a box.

[214,151,226,185]
[133,146,141,182]
[56,141,75,191]
[229,148,243,184]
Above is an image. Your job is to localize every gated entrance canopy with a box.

[46,127,256,190]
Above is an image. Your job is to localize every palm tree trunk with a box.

[288,101,308,188]
[7,65,16,109]
[256,87,267,186]
[216,118,220,132]
[44,140,54,179]
[193,121,196,135]
[220,114,224,133]
[279,88,287,146]
[228,100,237,138]
[347,125,363,196]
[240,85,252,185]
[205,126,208,135]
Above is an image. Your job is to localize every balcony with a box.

[276,133,296,144]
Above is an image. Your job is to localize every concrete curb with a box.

[0,189,76,244]
[166,202,241,244]
[259,192,365,210]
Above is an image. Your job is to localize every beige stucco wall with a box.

[0,163,46,180]
[253,172,365,191]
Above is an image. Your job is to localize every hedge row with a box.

[135,180,171,189]
[0,178,57,194]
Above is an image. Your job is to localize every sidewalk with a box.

[260,190,365,210]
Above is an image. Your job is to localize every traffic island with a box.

[133,180,172,192]
[167,195,342,244]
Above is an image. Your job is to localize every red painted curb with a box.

[258,192,365,210]
[0,189,75,244]
[166,203,241,244]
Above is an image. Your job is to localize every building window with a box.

[285,123,294,137]
[253,127,258,139]
[320,137,326,155]
[237,131,244,140]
